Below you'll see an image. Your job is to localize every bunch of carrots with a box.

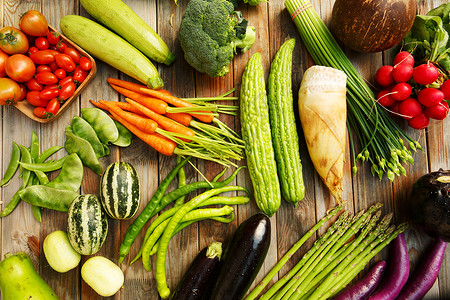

[91,78,244,166]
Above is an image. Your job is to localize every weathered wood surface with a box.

[0,0,449,299]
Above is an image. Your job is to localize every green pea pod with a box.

[46,153,83,192]
[0,142,21,187]
[19,146,32,189]
[18,186,79,212]
[19,156,68,173]
[29,130,39,161]
[36,146,64,164]
[72,116,108,158]
[81,108,119,144]
[111,119,132,147]
[64,126,103,176]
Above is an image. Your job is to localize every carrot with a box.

[110,110,176,156]
[107,77,172,96]
[125,98,195,140]
[139,87,215,123]
[99,100,158,134]
[110,83,168,115]
[164,112,193,127]
[90,99,108,110]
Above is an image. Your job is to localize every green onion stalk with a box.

[284,0,422,181]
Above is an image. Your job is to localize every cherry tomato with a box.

[5,54,36,82]
[47,31,61,45]
[35,71,58,85]
[35,37,49,50]
[46,49,60,57]
[33,106,49,118]
[58,76,73,87]
[27,46,39,55]
[36,64,51,73]
[59,81,76,101]
[29,50,55,65]
[44,84,60,90]
[54,68,66,79]
[46,98,60,116]
[0,49,8,77]
[0,78,21,105]
[79,56,92,71]
[26,90,49,107]
[0,26,29,55]
[56,41,67,53]
[18,83,27,101]
[25,78,44,91]
[39,87,60,101]
[64,47,80,64]
[73,66,88,84]
[19,10,49,37]
[55,53,75,72]
[48,61,59,72]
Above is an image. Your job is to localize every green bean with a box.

[45,153,83,192]
[112,119,132,147]
[118,156,191,263]
[142,205,234,271]
[29,175,42,223]
[34,170,49,185]
[81,107,119,144]
[19,146,32,191]
[36,146,63,164]
[174,155,187,207]
[72,116,108,158]
[155,185,248,298]
[0,142,21,187]
[29,131,39,162]
[18,186,79,212]
[19,156,68,173]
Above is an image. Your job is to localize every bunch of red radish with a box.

[375,51,449,129]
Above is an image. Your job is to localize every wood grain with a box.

[1,0,449,299]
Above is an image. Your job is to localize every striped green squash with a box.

[99,162,140,220]
[67,194,108,256]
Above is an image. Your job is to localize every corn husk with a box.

[298,66,347,202]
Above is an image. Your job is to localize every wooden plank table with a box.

[1,0,449,299]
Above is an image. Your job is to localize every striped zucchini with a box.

[268,39,305,205]
[240,52,281,217]
[67,194,108,256]
[80,0,174,66]
[100,162,140,220]
[60,15,163,89]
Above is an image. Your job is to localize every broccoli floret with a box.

[179,0,256,78]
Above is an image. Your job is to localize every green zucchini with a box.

[80,0,174,66]
[268,39,305,205]
[60,15,163,89]
[240,52,281,217]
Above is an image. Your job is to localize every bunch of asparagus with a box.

[245,204,407,300]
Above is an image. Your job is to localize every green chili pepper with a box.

[0,142,21,187]
[19,156,68,173]
[64,126,103,176]
[46,153,83,192]
[36,146,63,164]
[72,116,108,158]
[18,186,79,212]
[81,107,119,144]
[112,119,132,147]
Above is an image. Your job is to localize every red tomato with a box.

[35,71,58,85]
[44,84,60,90]
[0,78,22,105]
[56,42,67,53]
[29,50,55,65]
[36,64,51,73]
[26,90,49,107]
[5,54,36,82]
[64,47,80,64]
[58,76,73,87]
[0,50,8,77]
[33,106,49,118]
[19,10,49,37]
[18,83,27,101]
[79,56,92,71]
[0,27,29,55]
[46,98,60,115]
[47,31,61,45]
[35,37,49,50]
[27,46,39,55]
[59,81,76,101]
[54,68,66,79]
[46,49,60,57]
[55,53,75,72]
[48,61,59,72]
[39,87,60,101]
[73,66,88,84]
[25,78,44,91]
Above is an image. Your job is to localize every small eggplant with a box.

[333,260,386,300]
[171,242,223,300]
[396,238,447,300]
[210,213,271,300]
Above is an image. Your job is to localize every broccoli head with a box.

[179,0,256,77]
